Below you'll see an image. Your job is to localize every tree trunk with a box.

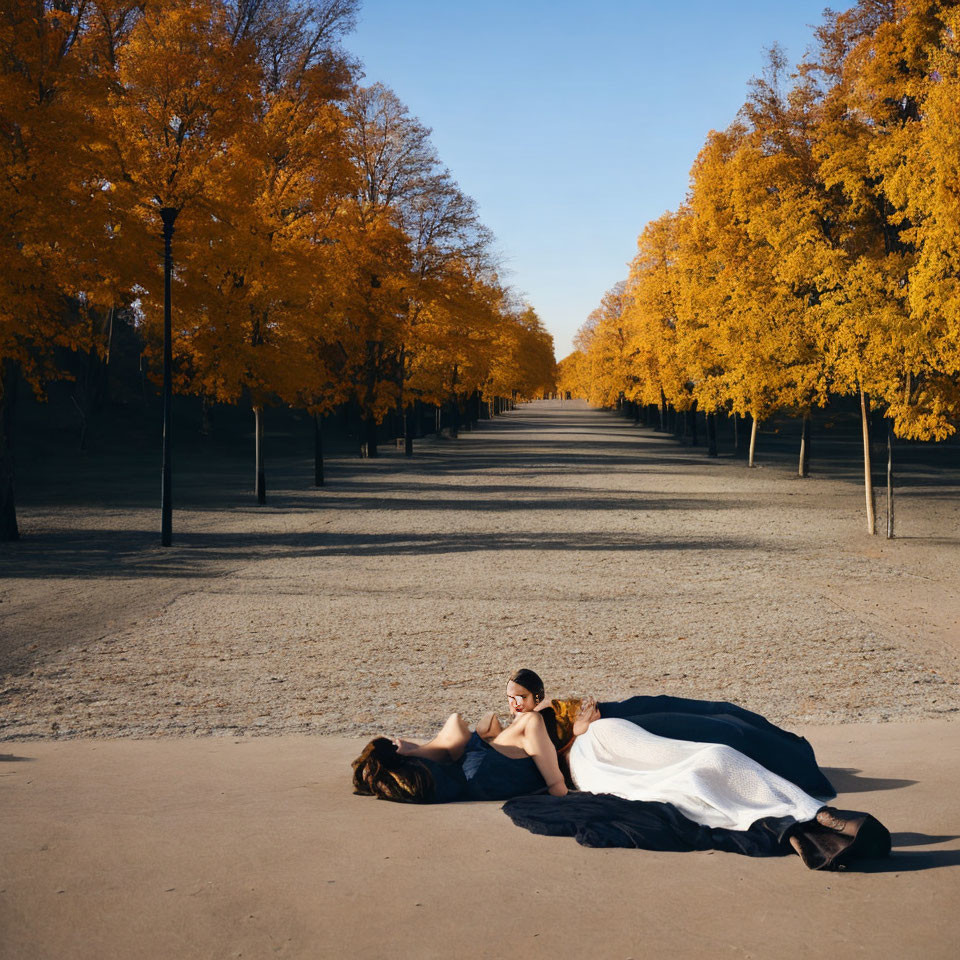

[860,387,876,535]
[139,351,150,410]
[799,410,811,478]
[200,395,212,437]
[254,404,266,504]
[404,405,414,456]
[0,359,20,541]
[71,393,89,452]
[707,412,718,457]
[748,415,759,467]
[313,414,324,486]
[449,399,460,438]
[104,304,115,374]
[435,404,442,435]
[732,412,739,456]
[689,401,698,445]
[886,420,895,539]
[160,207,177,546]
[361,414,378,458]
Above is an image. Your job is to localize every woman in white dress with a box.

[569,709,823,831]
[563,699,888,868]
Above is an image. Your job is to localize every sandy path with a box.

[2,399,959,740]
[2,723,959,960]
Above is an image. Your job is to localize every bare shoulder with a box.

[517,710,545,727]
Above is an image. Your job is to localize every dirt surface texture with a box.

[2,724,959,960]
[1,399,959,959]
[2,400,960,739]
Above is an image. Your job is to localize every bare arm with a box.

[520,712,568,797]
[476,711,503,739]
[394,713,471,762]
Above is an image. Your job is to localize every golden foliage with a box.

[0,1,553,431]
[571,1,960,446]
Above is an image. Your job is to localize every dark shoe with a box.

[817,807,891,860]
[790,826,849,871]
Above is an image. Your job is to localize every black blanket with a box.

[503,791,796,857]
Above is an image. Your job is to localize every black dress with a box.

[418,732,546,803]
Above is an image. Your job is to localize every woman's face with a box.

[506,681,537,716]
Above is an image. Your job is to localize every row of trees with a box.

[1,0,556,541]
[559,0,960,535]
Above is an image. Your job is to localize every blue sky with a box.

[346,1,831,359]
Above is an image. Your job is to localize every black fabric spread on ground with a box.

[502,791,796,857]
[596,695,836,799]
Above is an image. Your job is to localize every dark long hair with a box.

[509,668,564,750]
[352,737,436,803]
[509,668,545,704]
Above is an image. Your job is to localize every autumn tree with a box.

[341,83,495,455]
[483,303,556,406]
[148,0,359,503]
[102,0,263,538]
[621,212,690,428]
[899,3,960,447]
[807,0,953,533]
[556,350,590,401]
[0,1,140,540]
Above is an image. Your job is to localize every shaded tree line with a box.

[0,0,556,541]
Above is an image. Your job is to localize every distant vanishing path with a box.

[2,399,959,739]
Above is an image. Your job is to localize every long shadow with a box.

[823,767,919,793]
[890,832,959,847]
[13,441,746,512]
[1,528,759,580]
[378,451,725,475]
[855,849,960,872]
[266,493,761,514]
[0,754,34,762]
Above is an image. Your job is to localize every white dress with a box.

[568,718,824,832]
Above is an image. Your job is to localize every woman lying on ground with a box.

[353,669,890,871]
[512,699,890,870]
[527,686,836,799]
[494,674,888,869]
[353,669,567,803]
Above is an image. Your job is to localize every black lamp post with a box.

[160,206,178,546]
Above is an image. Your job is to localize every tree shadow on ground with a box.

[1,528,762,580]
[268,492,761,514]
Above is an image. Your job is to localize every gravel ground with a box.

[2,399,959,741]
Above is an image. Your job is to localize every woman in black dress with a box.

[353,669,567,804]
